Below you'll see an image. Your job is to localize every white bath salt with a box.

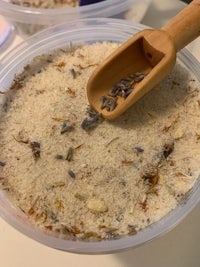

[11,0,78,8]
[0,41,200,241]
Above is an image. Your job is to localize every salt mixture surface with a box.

[1,42,200,241]
[11,0,78,8]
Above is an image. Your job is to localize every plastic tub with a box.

[0,0,151,37]
[0,18,200,254]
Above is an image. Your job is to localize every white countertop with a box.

[1,1,200,266]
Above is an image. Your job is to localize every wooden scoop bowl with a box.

[87,0,200,120]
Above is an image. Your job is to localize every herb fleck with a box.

[74,193,87,201]
[66,88,76,98]
[30,141,41,160]
[163,142,174,158]
[127,224,137,235]
[142,166,159,186]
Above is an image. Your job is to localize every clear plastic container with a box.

[0,0,151,37]
[0,18,200,254]
[0,15,11,45]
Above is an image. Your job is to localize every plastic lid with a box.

[79,0,105,6]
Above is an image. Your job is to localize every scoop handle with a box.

[162,0,200,52]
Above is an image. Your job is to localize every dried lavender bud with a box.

[87,105,98,119]
[134,146,144,153]
[66,147,73,162]
[30,141,40,160]
[133,72,147,82]
[68,169,76,179]
[81,118,98,131]
[81,113,102,131]
[0,161,6,167]
[60,122,74,134]
[108,98,117,112]
[69,68,77,79]
[55,154,64,160]
[100,95,117,111]
[109,86,120,97]
[100,95,109,109]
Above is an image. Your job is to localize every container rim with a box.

[0,17,200,254]
[0,0,151,24]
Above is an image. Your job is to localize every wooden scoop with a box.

[87,0,200,120]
